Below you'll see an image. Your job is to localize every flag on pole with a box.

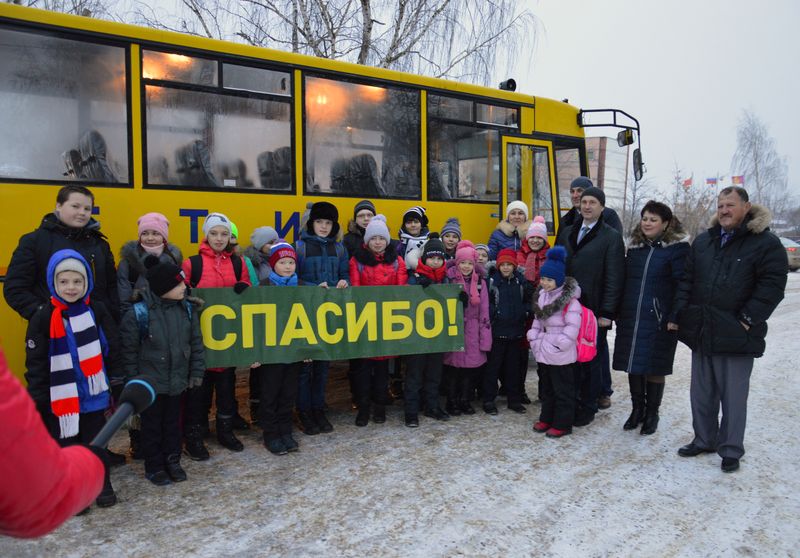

[731,175,745,185]
[682,177,693,188]
[706,177,718,186]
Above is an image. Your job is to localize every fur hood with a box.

[120,240,182,272]
[628,220,690,249]
[495,218,533,238]
[708,203,772,235]
[242,245,267,267]
[532,277,580,320]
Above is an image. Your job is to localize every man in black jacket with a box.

[561,177,623,235]
[670,187,787,473]
[556,186,625,425]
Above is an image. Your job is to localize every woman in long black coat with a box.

[612,201,690,435]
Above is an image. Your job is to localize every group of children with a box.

[23,187,590,506]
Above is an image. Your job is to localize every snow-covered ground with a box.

[4,273,799,557]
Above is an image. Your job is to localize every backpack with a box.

[188,254,242,288]
[562,301,598,363]
[132,300,193,341]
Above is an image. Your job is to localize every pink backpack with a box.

[562,300,598,363]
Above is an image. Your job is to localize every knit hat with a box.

[496,248,517,267]
[137,212,169,241]
[353,199,376,219]
[421,232,446,262]
[144,255,185,297]
[364,214,390,243]
[506,200,529,220]
[202,212,232,236]
[250,226,279,251]
[52,255,90,299]
[402,206,428,228]
[475,243,490,255]
[581,186,606,206]
[230,222,239,240]
[526,215,548,240]
[570,176,593,191]
[455,240,477,264]
[440,217,462,240]
[307,201,340,237]
[268,240,297,269]
[540,246,567,287]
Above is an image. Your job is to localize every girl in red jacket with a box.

[349,215,408,426]
[181,212,250,459]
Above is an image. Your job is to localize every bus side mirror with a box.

[617,129,634,147]
[633,148,644,181]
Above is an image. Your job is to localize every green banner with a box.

[194,285,464,367]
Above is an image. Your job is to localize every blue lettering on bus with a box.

[180,209,210,243]
[276,211,300,242]
[92,206,99,215]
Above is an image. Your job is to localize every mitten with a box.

[233,282,249,294]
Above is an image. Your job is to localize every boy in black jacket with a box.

[119,256,205,485]
[482,248,534,415]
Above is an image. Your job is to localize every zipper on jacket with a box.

[626,245,655,372]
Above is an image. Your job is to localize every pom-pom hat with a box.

[144,255,185,297]
[268,241,297,268]
[421,232,446,262]
[540,246,567,287]
[440,217,462,240]
[455,240,477,265]
[364,214,390,243]
[526,216,548,240]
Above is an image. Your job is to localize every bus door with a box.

[501,137,558,240]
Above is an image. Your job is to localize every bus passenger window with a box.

[0,27,129,184]
[554,146,582,218]
[304,76,420,199]
[428,123,500,203]
[144,86,290,190]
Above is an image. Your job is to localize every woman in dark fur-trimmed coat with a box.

[612,201,690,435]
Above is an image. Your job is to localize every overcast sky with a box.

[513,0,799,198]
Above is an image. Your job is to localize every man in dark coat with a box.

[4,185,120,322]
[556,186,625,425]
[670,187,787,473]
[561,177,623,235]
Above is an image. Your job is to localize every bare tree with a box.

[129,0,536,86]
[621,175,653,238]
[732,109,790,214]
[670,164,716,238]
[9,0,117,18]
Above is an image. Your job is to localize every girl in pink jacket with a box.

[527,246,581,438]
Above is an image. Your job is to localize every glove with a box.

[417,276,432,288]
[233,282,249,294]
[458,290,469,306]
[188,376,204,389]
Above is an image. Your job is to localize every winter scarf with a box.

[48,296,109,438]
[399,229,429,254]
[268,270,298,286]
[415,262,446,283]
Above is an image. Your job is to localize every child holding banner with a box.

[181,212,251,459]
[295,202,349,436]
[119,256,205,484]
[253,241,304,455]
[350,215,408,426]
[443,241,492,416]
[404,233,451,426]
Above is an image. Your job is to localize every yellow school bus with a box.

[0,4,643,375]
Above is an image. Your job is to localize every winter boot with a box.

[298,411,321,435]
[95,478,117,508]
[623,374,647,431]
[640,381,665,435]
[355,403,371,427]
[313,409,334,433]
[445,399,461,417]
[216,416,244,452]
[184,425,210,461]
[232,411,251,431]
[372,404,386,424]
[165,454,187,482]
